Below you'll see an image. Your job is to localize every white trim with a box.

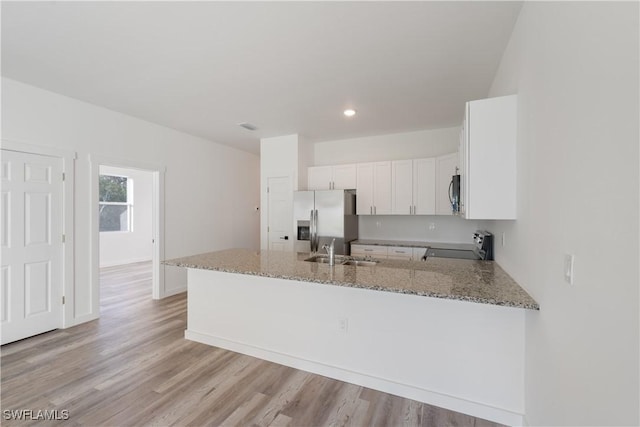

[89,155,166,311]
[162,286,186,298]
[185,330,525,427]
[0,140,77,329]
[99,257,153,269]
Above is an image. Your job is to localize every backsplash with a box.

[358,215,486,244]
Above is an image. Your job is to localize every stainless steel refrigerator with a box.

[293,190,358,255]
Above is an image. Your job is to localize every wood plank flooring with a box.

[1,261,504,427]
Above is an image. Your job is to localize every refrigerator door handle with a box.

[313,209,320,252]
[310,209,315,252]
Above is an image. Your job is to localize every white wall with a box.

[99,165,153,268]
[259,134,300,250]
[2,78,260,327]
[359,215,482,244]
[313,127,485,242]
[486,3,639,425]
[313,127,460,165]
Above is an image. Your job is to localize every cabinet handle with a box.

[364,249,373,252]
[370,206,372,215]
[374,206,377,215]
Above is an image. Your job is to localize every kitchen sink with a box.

[304,255,378,266]
[304,255,343,264]
[341,260,378,266]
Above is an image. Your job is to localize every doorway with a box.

[90,156,165,315]
[98,165,154,302]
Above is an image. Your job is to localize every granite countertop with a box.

[165,249,539,310]
[351,239,475,251]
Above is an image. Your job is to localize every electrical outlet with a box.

[564,254,575,284]
[338,318,348,333]
[428,222,436,231]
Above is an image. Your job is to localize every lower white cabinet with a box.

[350,244,388,257]
[351,244,424,261]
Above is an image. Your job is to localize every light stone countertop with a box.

[165,248,539,310]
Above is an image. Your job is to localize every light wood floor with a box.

[1,262,503,427]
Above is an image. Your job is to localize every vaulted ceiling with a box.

[1,2,522,154]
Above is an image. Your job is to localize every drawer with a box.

[388,246,414,256]
[350,244,388,257]
[387,246,414,261]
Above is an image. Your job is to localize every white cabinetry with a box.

[413,158,436,215]
[356,162,392,215]
[350,244,388,258]
[351,244,423,261]
[435,153,458,215]
[391,159,436,215]
[460,95,517,219]
[386,246,414,260]
[308,164,357,190]
[391,160,413,215]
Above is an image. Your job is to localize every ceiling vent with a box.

[238,122,258,131]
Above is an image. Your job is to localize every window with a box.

[99,175,133,232]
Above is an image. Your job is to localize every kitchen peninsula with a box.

[165,249,538,426]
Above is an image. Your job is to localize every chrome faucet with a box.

[322,238,336,266]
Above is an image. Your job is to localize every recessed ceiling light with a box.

[343,109,356,117]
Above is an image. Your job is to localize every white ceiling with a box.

[1,1,522,154]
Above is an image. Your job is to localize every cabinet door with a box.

[373,162,392,215]
[413,158,436,215]
[308,166,332,190]
[356,163,375,215]
[391,160,413,215]
[464,95,516,219]
[332,164,357,190]
[435,153,458,215]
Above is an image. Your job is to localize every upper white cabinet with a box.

[460,95,517,219]
[413,158,436,215]
[356,162,392,215]
[308,164,357,190]
[435,153,458,215]
[391,160,413,215]
[391,159,436,215]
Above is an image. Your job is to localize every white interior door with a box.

[1,150,63,345]
[267,176,292,251]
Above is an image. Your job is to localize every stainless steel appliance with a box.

[421,230,494,261]
[449,173,461,214]
[472,230,494,260]
[293,190,358,255]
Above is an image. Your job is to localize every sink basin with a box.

[304,255,344,264]
[341,260,378,266]
[304,255,378,267]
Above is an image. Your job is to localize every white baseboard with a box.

[99,257,152,268]
[185,329,524,427]
[162,286,186,298]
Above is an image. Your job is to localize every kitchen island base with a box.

[185,268,525,426]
